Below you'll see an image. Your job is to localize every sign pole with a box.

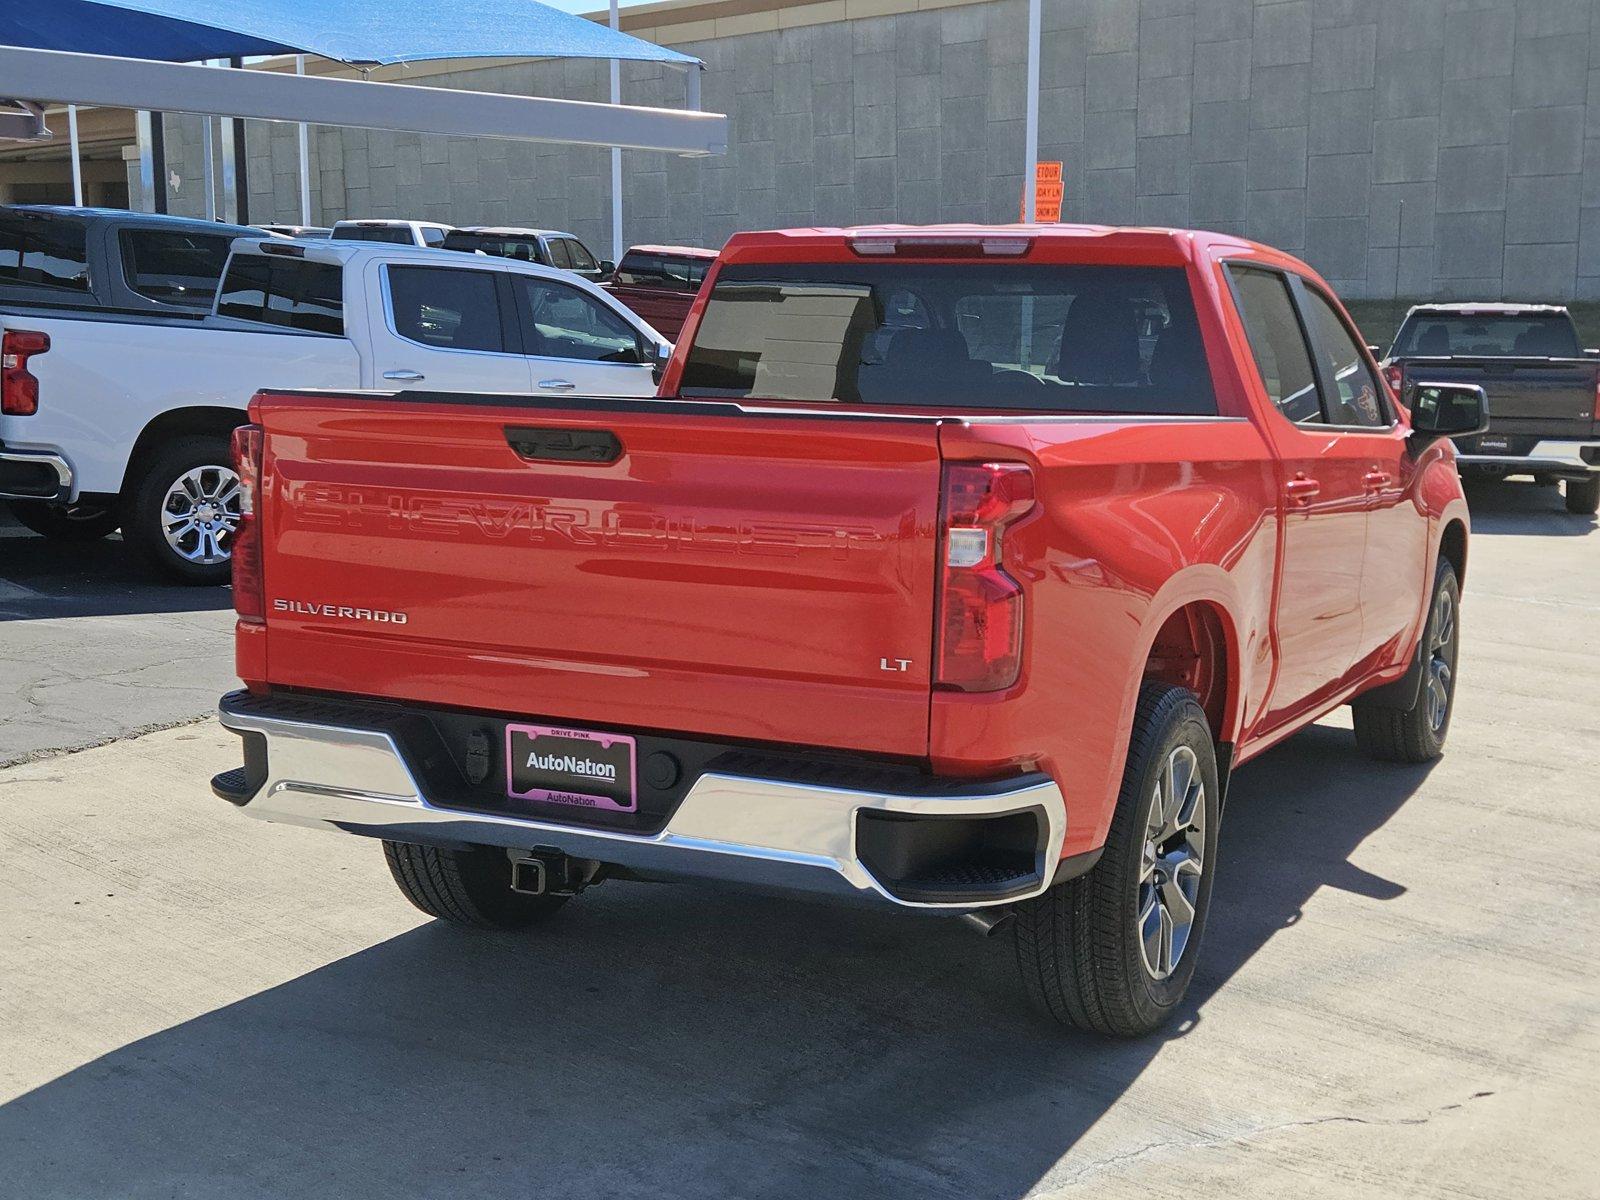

[1022,0,1040,223]
[609,0,623,264]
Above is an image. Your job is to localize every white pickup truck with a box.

[0,235,670,583]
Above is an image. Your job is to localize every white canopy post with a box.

[1022,0,1040,222]
[295,55,312,225]
[609,0,623,263]
[67,105,84,205]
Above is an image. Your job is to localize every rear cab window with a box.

[119,229,235,309]
[1392,312,1581,358]
[333,226,415,245]
[0,214,91,295]
[678,261,1216,414]
[616,252,709,290]
[215,254,344,334]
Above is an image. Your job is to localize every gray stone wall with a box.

[153,0,1600,301]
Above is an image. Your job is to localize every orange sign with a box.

[1023,161,1064,222]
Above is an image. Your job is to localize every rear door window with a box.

[678,262,1215,413]
[119,229,234,308]
[546,238,574,270]
[385,265,506,352]
[1227,266,1322,423]
[215,255,343,333]
[0,215,91,294]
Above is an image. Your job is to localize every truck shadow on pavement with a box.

[0,524,231,621]
[0,726,1429,1200]
[1463,480,1600,537]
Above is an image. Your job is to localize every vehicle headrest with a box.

[1053,298,1142,385]
[1415,324,1451,355]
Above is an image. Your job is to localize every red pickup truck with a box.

[212,225,1484,1035]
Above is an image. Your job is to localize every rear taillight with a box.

[2,329,50,416]
[1593,378,1600,421]
[231,424,265,622]
[1382,362,1403,399]
[935,462,1035,693]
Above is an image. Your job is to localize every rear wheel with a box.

[1352,559,1460,763]
[6,498,120,541]
[383,841,568,930]
[123,435,241,585]
[1563,476,1600,515]
[1013,682,1219,1036]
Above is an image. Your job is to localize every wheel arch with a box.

[119,407,249,499]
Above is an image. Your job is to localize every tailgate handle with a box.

[504,425,622,464]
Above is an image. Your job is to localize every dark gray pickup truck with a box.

[1382,303,1600,514]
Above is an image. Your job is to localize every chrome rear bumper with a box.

[0,443,73,501]
[1456,439,1600,476]
[216,693,1070,910]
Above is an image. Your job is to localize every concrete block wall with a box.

[193,0,1600,301]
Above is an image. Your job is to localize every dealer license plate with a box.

[505,723,636,812]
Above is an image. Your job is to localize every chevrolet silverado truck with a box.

[1382,302,1600,514]
[1,235,668,583]
[212,225,1485,1035]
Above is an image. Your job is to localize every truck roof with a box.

[3,204,256,237]
[1405,302,1570,317]
[716,223,1285,268]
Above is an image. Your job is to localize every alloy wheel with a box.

[1424,587,1456,735]
[1137,745,1206,981]
[161,465,240,565]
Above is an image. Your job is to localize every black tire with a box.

[383,841,568,930]
[5,498,121,541]
[123,435,239,585]
[1013,682,1220,1036]
[1564,476,1600,515]
[1352,559,1460,763]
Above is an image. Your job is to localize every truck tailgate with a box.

[253,392,942,757]
[1408,358,1597,438]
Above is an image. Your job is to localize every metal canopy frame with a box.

[0,99,51,142]
[0,45,724,156]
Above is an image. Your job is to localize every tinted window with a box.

[1302,287,1388,427]
[565,239,599,272]
[546,238,574,270]
[512,277,641,362]
[679,263,1215,413]
[0,215,90,293]
[119,230,234,308]
[420,227,448,247]
[479,237,543,264]
[1228,267,1321,423]
[387,265,504,352]
[616,252,709,289]
[333,226,414,244]
[1392,313,1581,358]
[216,255,343,333]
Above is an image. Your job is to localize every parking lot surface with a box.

[0,482,1595,1199]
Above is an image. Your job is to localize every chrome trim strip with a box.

[0,446,73,499]
[218,705,1066,910]
[1457,439,1600,472]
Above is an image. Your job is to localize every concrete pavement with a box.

[0,480,1595,1199]
[0,510,236,766]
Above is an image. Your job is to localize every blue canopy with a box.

[0,0,697,66]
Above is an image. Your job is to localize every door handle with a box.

[538,379,577,391]
[382,369,425,383]
[1363,471,1394,491]
[1284,475,1321,504]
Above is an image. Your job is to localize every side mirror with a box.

[600,260,616,277]
[651,340,673,384]
[1408,381,1489,441]
[1367,343,1384,357]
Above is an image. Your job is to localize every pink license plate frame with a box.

[504,723,637,813]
